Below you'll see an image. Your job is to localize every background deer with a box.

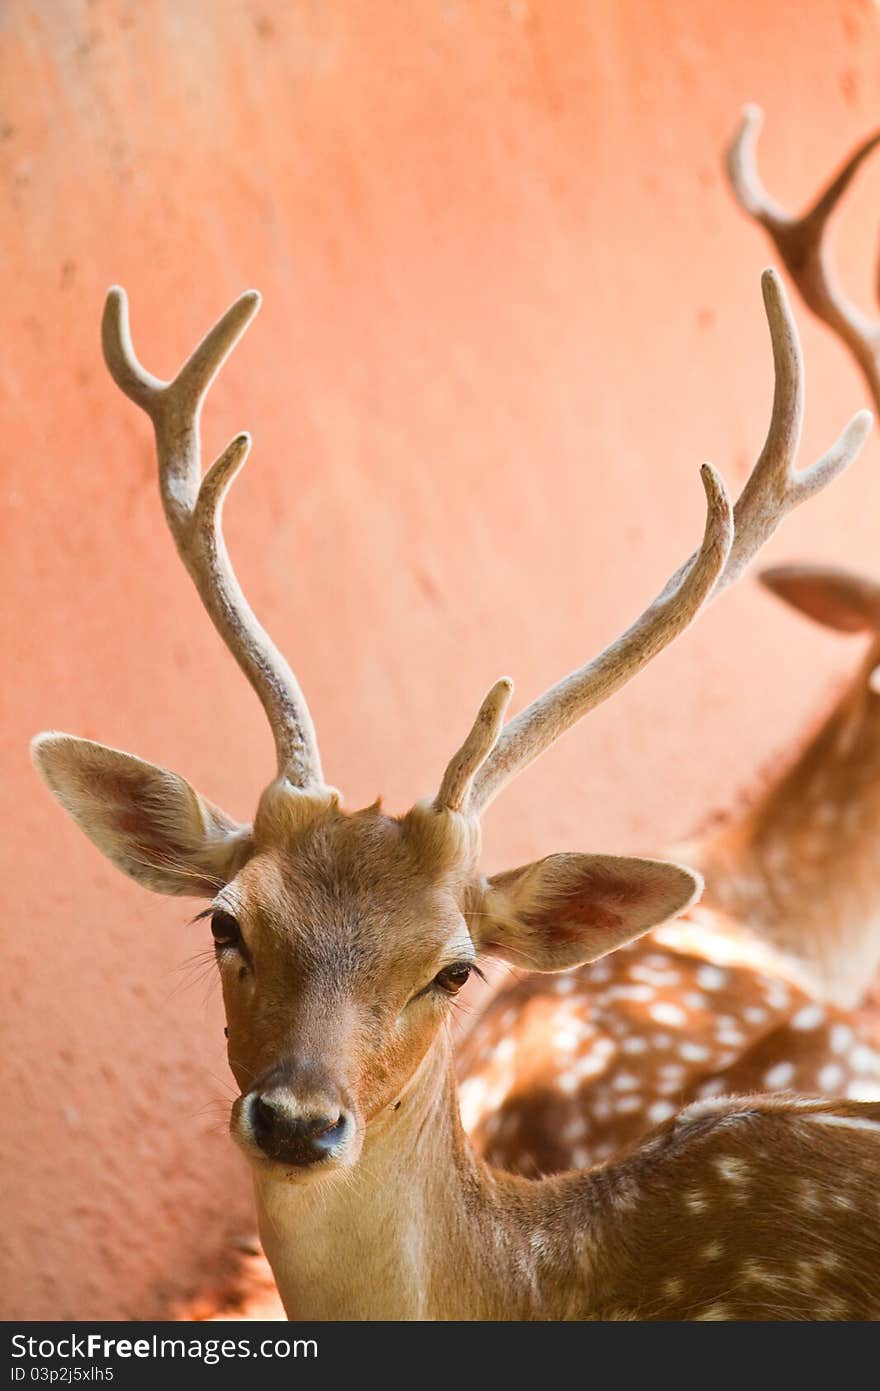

[710,107,880,1001]
[456,563,880,1174]
[455,116,880,1182]
[31,279,880,1319]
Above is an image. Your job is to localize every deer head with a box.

[32,275,869,1185]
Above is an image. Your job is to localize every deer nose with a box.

[249,1089,352,1166]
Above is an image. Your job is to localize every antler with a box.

[458,270,870,816]
[726,104,880,413]
[102,288,324,790]
[436,678,514,813]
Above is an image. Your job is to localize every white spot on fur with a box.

[553,1028,582,1054]
[659,1063,685,1080]
[764,982,790,1010]
[573,1037,615,1081]
[680,1041,710,1063]
[851,1044,880,1072]
[656,1078,683,1096]
[715,1156,749,1185]
[744,1005,768,1025]
[817,1250,841,1272]
[684,1191,708,1214]
[630,963,682,988]
[649,1001,686,1027]
[741,1259,779,1287]
[563,1115,589,1142]
[644,952,674,969]
[798,1181,823,1213]
[763,1061,795,1090]
[791,1004,824,1031]
[818,1064,844,1092]
[648,1100,676,1125]
[605,983,654,1003]
[684,991,709,1011]
[615,1095,642,1114]
[830,1024,852,1055]
[621,1036,648,1055]
[696,965,725,991]
[613,1073,639,1091]
[795,1259,818,1287]
[846,1080,880,1102]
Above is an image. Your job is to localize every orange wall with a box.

[4,0,880,1318]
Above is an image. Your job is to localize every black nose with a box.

[250,1092,351,1166]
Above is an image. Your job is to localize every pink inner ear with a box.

[88,766,180,857]
[521,874,645,937]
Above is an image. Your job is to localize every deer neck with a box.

[252,1030,598,1321]
[693,648,880,1005]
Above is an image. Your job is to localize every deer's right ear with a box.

[30,733,252,897]
[760,565,880,634]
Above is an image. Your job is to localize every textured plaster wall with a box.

[3,0,880,1319]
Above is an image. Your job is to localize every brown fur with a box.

[694,581,880,1005]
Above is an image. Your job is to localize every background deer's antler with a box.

[726,104,880,414]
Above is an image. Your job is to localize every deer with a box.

[454,117,880,1184]
[31,275,880,1320]
[457,587,880,1175]
[698,106,880,1007]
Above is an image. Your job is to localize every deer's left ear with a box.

[466,853,702,971]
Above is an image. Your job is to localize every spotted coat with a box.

[457,906,880,1176]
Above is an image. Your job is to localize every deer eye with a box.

[433,961,472,994]
[210,911,241,949]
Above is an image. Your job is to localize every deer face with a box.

[31,736,701,1185]
[217,802,477,1180]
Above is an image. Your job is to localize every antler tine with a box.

[469,465,734,815]
[102,287,324,791]
[718,269,871,592]
[469,273,871,817]
[436,678,514,814]
[726,104,880,413]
